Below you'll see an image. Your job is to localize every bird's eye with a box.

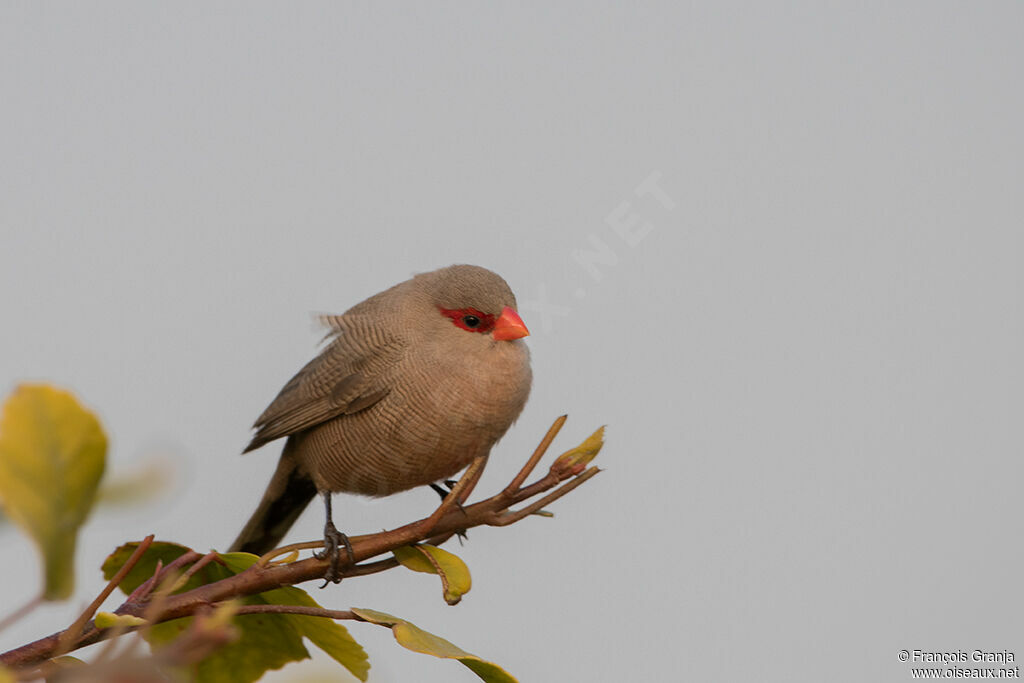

[438,306,495,333]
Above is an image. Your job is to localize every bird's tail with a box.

[229,439,318,555]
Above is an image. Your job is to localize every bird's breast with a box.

[296,339,531,497]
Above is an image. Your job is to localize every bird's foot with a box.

[314,520,354,587]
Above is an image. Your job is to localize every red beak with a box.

[492,306,530,341]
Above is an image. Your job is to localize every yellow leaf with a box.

[268,549,300,565]
[0,384,107,600]
[95,612,148,628]
[47,656,86,670]
[352,609,517,683]
[551,426,605,477]
[393,544,472,605]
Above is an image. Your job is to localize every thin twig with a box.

[452,453,488,504]
[259,541,323,566]
[155,550,204,581]
[126,559,163,604]
[230,604,357,620]
[174,551,220,590]
[340,556,399,577]
[502,415,566,497]
[417,455,488,535]
[489,467,600,526]
[56,534,155,655]
[96,551,203,664]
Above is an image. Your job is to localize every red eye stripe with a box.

[438,307,496,333]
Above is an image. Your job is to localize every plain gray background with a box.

[2,3,1022,682]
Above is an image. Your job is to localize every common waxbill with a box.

[229,265,532,580]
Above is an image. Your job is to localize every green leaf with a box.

[394,544,472,605]
[352,608,517,683]
[101,542,369,682]
[104,542,308,681]
[0,384,107,600]
[219,553,369,681]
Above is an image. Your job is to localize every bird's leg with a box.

[430,480,469,543]
[313,491,354,586]
[418,455,488,537]
[428,482,450,502]
[429,480,466,513]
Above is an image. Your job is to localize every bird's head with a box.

[413,264,530,344]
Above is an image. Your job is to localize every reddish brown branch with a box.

[56,534,155,655]
[417,454,487,536]
[0,416,600,670]
[502,414,566,497]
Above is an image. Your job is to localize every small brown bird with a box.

[229,265,532,580]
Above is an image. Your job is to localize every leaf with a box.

[104,542,309,681]
[219,553,370,681]
[0,457,171,528]
[394,544,472,605]
[0,384,107,600]
[352,608,517,683]
[551,426,605,477]
[95,612,148,628]
[101,542,369,682]
[48,656,87,668]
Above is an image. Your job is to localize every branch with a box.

[56,534,155,655]
[230,604,356,620]
[0,416,601,670]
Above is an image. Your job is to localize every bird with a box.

[229,264,532,582]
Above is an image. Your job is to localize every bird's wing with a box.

[243,314,404,452]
